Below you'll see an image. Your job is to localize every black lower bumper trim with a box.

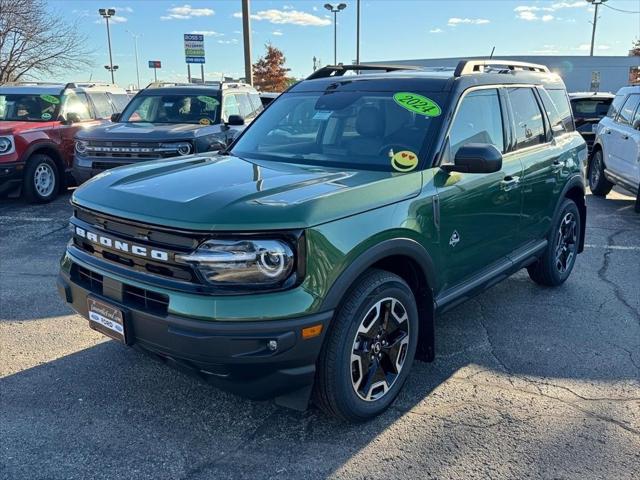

[58,270,333,400]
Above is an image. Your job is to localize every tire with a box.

[635,187,640,213]
[528,199,581,287]
[22,154,59,203]
[314,269,419,422]
[588,149,613,197]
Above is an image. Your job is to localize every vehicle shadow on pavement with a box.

[1,194,638,479]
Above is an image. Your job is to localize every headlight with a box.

[160,142,191,156]
[75,140,88,155]
[176,239,295,287]
[0,136,14,155]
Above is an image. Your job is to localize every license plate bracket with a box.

[87,296,128,344]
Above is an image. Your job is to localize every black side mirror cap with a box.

[110,112,120,122]
[227,114,245,126]
[441,143,503,174]
[65,112,81,125]
[208,138,227,151]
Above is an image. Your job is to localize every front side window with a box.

[118,93,221,124]
[61,92,92,121]
[87,92,113,118]
[448,88,504,159]
[249,93,264,114]
[508,87,546,149]
[616,94,640,127]
[235,93,255,119]
[232,90,444,171]
[0,93,62,122]
[606,95,625,119]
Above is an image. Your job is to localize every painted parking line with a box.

[584,244,640,251]
[0,216,57,222]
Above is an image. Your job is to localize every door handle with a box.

[500,176,520,191]
[604,129,612,134]
[622,134,629,140]
[551,159,564,172]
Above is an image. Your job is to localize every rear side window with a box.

[507,87,546,149]
[542,89,574,132]
[87,92,113,118]
[222,94,240,121]
[249,93,264,114]
[107,93,130,112]
[617,94,640,126]
[606,95,625,119]
[235,93,255,119]
[448,88,504,158]
[61,92,92,121]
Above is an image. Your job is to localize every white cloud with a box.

[429,28,443,33]
[115,6,133,13]
[517,10,538,20]
[217,39,239,45]
[233,9,331,26]
[447,17,490,26]
[191,30,224,37]
[542,14,554,21]
[575,43,611,51]
[94,15,128,24]
[272,30,284,36]
[515,1,588,20]
[161,4,215,21]
[312,6,318,11]
[283,4,294,9]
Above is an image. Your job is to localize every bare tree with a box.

[0,0,93,82]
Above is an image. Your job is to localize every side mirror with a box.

[110,112,120,122]
[227,114,245,126]
[66,112,81,124]
[208,138,227,151]
[551,121,566,135]
[441,143,502,174]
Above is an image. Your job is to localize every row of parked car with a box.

[0,80,275,202]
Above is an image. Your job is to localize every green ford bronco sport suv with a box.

[58,61,587,422]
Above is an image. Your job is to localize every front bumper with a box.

[57,256,332,400]
[72,156,136,185]
[0,162,23,194]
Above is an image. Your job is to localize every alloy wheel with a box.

[34,163,55,197]
[350,297,410,402]
[590,154,601,188]
[555,212,577,274]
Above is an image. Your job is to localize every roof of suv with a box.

[292,60,566,93]
[0,82,127,95]
[137,82,256,96]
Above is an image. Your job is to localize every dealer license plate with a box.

[87,297,126,343]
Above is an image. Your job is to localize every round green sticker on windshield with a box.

[40,94,60,104]
[197,96,219,106]
[393,92,441,117]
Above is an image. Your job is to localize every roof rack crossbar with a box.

[454,59,550,77]
[144,81,222,89]
[306,63,421,80]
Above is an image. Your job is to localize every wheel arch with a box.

[24,143,66,190]
[559,175,587,253]
[320,238,437,362]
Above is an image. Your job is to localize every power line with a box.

[602,2,640,14]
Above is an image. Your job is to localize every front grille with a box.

[84,141,187,160]
[72,265,104,295]
[123,285,169,315]
[72,207,205,285]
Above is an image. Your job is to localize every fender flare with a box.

[319,237,437,311]
[555,174,587,253]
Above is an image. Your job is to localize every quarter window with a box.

[542,89,574,132]
[507,87,546,149]
[616,94,640,127]
[448,89,504,159]
[606,95,625,119]
[235,93,255,119]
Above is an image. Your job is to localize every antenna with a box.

[489,46,495,59]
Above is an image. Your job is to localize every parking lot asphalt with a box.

[0,189,639,480]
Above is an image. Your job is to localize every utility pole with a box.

[126,30,141,89]
[587,0,608,57]
[98,8,116,83]
[356,0,361,64]
[242,0,253,85]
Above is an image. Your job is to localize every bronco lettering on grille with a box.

[75,226,169,261]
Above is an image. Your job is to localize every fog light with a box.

[267,340,278,351]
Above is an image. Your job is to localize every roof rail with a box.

[306,63,421,80]
[454,59,550,77]
[144,81,222,89]
[73,82,117,88]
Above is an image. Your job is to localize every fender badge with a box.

[449,230,460,247]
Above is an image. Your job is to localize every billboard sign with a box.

[184,34,205,64]
[148,60,161,68]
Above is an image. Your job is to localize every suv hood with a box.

[76,122,224,141]
[72,153,422,231]
[0,120,58,134]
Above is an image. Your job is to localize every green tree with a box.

[252,43,290,92]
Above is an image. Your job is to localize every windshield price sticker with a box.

[199,118,211,125]
[313,111,333,120]
[393,92,441,117]
[40,94,60,105]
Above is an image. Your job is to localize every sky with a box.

[45,0,640,88]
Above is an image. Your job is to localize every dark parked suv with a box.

[58,61,587,422]
[72,82,262,184]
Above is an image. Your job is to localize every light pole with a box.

[126,30,141,89]
[324,3,346,65]
[587,0,608,57]
[242,0,253,85]
[98,8,116,83]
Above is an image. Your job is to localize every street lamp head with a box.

[337,3,347,10]
[324,4,333,11]
[98,8,106,15]
[107,8,115,15]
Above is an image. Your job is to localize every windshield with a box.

[231,91,445,171]
[571,98,613,121]
[119,93,221,125]
[0,94,61,122]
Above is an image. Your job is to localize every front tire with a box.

[314,269,418,422]
[588,150,613,197]
[528,199,581,287]
[23,154,59,203]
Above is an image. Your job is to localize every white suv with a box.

[590,86,640,212]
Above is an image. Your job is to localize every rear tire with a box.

[23,154,59,203]
[528,199,581,287]
[314,269,418,422]
[588,150,613,197]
